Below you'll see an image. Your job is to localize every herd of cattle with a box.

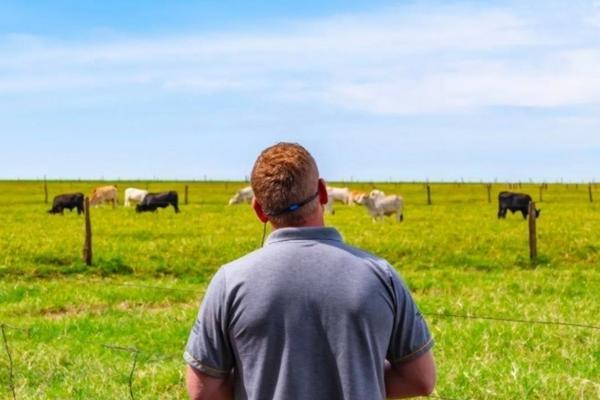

[48,184,540,221]
[227,186,405,221]
[48,185,180,214]
[227,186,540,221]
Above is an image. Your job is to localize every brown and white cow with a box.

[90,185,118,208]
[350,190,366,204]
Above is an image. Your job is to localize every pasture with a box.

[0,180,599,399]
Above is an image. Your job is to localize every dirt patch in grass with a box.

[38,300,195,320]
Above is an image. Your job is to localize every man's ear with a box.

[252,197,269,223]
[318,178,329,205]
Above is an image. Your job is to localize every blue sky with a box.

[1,0,599,181]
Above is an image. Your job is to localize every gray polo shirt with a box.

[184,227,433,400]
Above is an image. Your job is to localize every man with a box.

[184,143,436,399]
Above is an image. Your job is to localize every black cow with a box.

[136,191,180,213]
[48,193,85,215]
[498,191,540,219]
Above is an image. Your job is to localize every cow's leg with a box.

[521,209,528,219]
[173,201,180,213]
[498,206,505,218]
[112,198,116,209]
[398,212,404,222]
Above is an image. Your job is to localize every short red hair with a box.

[251,143,319,226]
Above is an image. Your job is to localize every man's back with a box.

[185,227,433,400]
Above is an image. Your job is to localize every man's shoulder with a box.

[336,241,396,275]
[218,246,267,276]
[218,237,397,283]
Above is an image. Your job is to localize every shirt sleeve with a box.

[385,265,434,364]
[184,268,234,378]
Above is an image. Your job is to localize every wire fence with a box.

[424,311,600,331]
[2,280,599,399]
[87,280,600,330]
[103,345,139,400]
[1,324,31,400]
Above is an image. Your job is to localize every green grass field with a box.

[1,181,599,399]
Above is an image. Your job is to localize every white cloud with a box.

[1,3,599,115]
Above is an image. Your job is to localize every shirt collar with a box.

[265,226,343,245]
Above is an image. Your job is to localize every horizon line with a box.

[0,178,597,185]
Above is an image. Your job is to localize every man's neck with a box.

[271,215,325,230]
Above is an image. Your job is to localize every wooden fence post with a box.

[539,185,543,202]
[44,176,48,204]
[426,184,432,205]
[486,184,492,203]
[589,183,594,203]
[185,185,189,205]
[83,197,93,266]
[528,201,537,264]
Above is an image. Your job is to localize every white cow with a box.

[355,192,404,222]
[324,195,335,215]
[124,187,148,207]
[229,186,254,205]
[327,186,351,205]
[369,189,385,199]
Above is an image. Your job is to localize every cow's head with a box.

[89,191,99,205]
[354,194,367,205]
[369,189,384,199]
[136,204,145,213]
[228,194,239,205]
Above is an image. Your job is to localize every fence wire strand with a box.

[425,311,600,330]
[97,280,600,331]
[1,324,17,400]
[104,344,139,400]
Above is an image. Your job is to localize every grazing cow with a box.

[498,191,540,219]
[48,193,84,215]
[90,185,118,208]
[355,192,404,222]
[136,191,180,213]
[350,190,366,204]
[124,187,148,207]
[369,189,385,199]
[327,186,352,205]
[324,195,335,215]
[228,186,254,205]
